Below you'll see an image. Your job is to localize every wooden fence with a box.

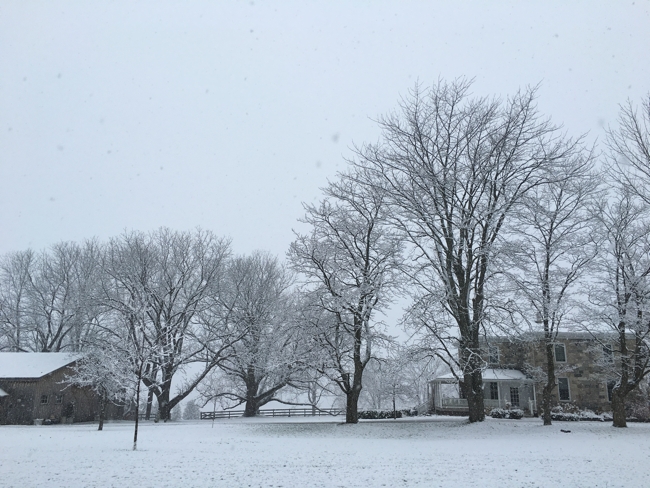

[200,407,343,420]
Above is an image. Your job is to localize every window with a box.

[558,378,570,401]
[603,344,614,363]
[607,381,616,402]
[489,382,499,400]
[554,343,567,362]
[488,345,500,364]
[509,387,520,407]
[55,394,63,404]
[40,394,49,405]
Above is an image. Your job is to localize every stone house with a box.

[0,353,127,425]
[428,333,623,416]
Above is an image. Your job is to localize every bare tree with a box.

[498,158,599,425]
[66,239,105,352]
[101,228,231,421]
[0,241,105,353]
[587,189,650,427]
[182,399,201,420]
[289,175,404,423]
[24,242,88,352]
[67,345,137,431]
[352,79,579,422]
[361,346,444,415]
[607,96,650,203]
[0,250,35,351]
[208,252,308,417]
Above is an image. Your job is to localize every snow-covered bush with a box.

[358,410,402,420]
[489,408,523,419]
[549,405,607,421]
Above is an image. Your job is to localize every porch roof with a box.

[432,368,530,383]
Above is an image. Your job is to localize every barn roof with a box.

[0,353,81,379]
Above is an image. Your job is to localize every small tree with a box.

[68,346,136,431]
[183,399,201,420]
[170,405,182,421]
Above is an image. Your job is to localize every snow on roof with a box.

[0,387,7,396]
[0,353,81,379]
[434,368,529,382]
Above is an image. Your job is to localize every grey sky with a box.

[1,1,649,257]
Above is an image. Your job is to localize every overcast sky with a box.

[1,1,649,258]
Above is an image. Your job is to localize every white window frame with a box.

[509,387,520,407]
[603,344,614,363]
[554,343,567,363]
[488,345,500,364]
[606,380,616,402]
[557,377,571,401]
[489,382,499,400]
[40,394,49,405]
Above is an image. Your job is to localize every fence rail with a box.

[200,407,343,420]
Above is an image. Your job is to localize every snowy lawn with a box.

[1,416,649,488]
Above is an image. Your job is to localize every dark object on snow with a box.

[560,429,571,433]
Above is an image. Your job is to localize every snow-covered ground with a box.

[1,416,648,487]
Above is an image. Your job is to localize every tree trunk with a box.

[133,376,142,451]
[243,398,258,417]
[243,372,259,417]
[157,393,170,422]
[542,342,555,426]
[459,323,485,423]
[98,393,106,431]
[346,388,361,424]
[465,368,485,423]
[611,388,627,428]
[145,388,154,420]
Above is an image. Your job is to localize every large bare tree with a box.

[607,95,650,203]
[0,241,105,353]
[289,175,403,423]
[352,79,579,422]
[498,157,599,425]
[101,228,231,421]
[587,189,650,427]
[0,250,35,351]
[208,252,308,417]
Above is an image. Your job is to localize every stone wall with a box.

[483,336,620,413]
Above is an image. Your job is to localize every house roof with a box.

[433,368,529,382]
[484,331,634,342]
[0,387,7,396]
[0,353,81,379]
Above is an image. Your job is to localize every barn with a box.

[0,353,127,425]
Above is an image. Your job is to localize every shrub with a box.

[547,405,607,422]
[489,408,523,419]
[358,410,403,420]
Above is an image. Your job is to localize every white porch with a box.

[428,369,537,415]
